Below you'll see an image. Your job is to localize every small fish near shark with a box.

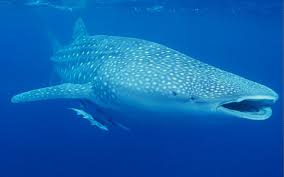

[11,18,278,131]
[68,108,109,131]
[23,0,87,12]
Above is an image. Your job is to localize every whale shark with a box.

[11,19,278,130]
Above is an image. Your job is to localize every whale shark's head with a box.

[162,70,279,120]
[154,79,278,120]
[204,75,278,120]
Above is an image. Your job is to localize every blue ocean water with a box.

[0,1,283,177]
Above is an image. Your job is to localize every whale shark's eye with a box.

[187,96,205,104]
[182,96,197,103]
[171,91,178,96]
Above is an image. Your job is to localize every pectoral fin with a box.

[11,83,93,103]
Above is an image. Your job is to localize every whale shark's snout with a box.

[217,94,278,120]
[215,83,278,120]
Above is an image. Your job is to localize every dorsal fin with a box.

[73,18,88,40]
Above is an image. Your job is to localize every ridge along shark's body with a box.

[11,19,278,131]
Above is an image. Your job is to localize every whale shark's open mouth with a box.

[217,96,277,120]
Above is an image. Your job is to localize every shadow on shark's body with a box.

[11,19,278,131]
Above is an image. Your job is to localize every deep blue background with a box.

[0,1,283,177]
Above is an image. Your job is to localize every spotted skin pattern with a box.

[51,35,276,106]
[11,19,278,121]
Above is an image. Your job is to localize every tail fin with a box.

[11,83,93,103]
